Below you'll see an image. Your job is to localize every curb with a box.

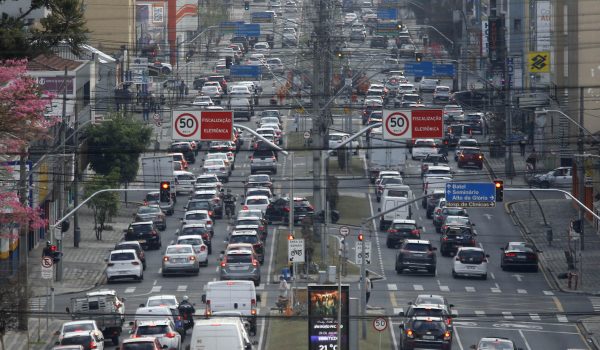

[578,319,600,350]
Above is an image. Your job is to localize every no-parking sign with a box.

[172,111,201,140]
[382,109,443,140]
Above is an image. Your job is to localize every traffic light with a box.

[358,233,364,241]
[225,56,232,68]
[494,179,504,202]
[415,53,423,62]
[288,233,295,240]
[47,244,62,263]
[160,181,171,203]
[244,1,250,10]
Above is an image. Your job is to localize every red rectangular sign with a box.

[200,110,233,141]
[411,109,443,138]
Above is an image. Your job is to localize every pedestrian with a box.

[142,98,150,122]
[519,139,526,156]
[365,271,373,305]
[179,80,185,100]
[278,275,289,298]
[526,148,538,172]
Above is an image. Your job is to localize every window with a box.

[111,252,135,261]
[226,253,252,263]
[137,325,169,335]
[514,18,521,32]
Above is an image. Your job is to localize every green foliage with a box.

[0,0,89,59]
[86,112,152,184]
[85,169,120,240]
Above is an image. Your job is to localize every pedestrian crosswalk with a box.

[29,297,47,312]
[590,297,600,312]
[385,283,554,296]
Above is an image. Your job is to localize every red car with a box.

[457,147,483,169]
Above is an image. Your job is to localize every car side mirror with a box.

[139,303,145,308]
[485,254,490,258]
[104,258,108,262]
[55,341,60,346]
[123,229,128,233]
[398,323,404,329]
[398,310,404,316]
[163,345,169,349]
[537,249,543,253]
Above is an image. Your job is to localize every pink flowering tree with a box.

[0,59,56,232]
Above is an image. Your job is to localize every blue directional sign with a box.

[220,21,244,33]
[433,63,455,77]
[251,11,274,23]
[445,182,496,207]
[377,8,397,20]
[229,65,262,78]
[235,23,261,37]
[404,62,433,77]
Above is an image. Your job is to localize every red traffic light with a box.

[358,233,364,241]
[288,233,295,240]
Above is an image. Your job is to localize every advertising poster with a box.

[308,285,349,350]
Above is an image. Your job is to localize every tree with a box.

[85,112,152,184]
[85,169,120,240]
[0,59,55,229]
[0,0,89,59]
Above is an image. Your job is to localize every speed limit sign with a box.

[172,111,200,140]
[373,317,388,332]
[383,111,410,139]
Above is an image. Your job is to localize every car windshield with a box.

[186,213,208,220]
[204,160,223,167]
[188,201,210,210]
[146,193,160,202]
[61,335,92,345]
[166,246,193,254]
[196,177,216,184]
[445,217,470,225]
[111,252,135,261]
[230,235,259,244]
[381,177,403,185]
[178,238,202,246]
[409,308,445,317]
[478,340,515,349]
[192,193,214,200]
[247,189,270,197]
[182,226,207,235]
[246,198,268,205]
[130,224,152,234]
[411,320,444,332]
[458,250,485,263]
[415,296,445,305]
[63,323,94,333]
[227,253,252,263]
[404,243,430,252]
[415,140,435,147]
[138,206,160,214]
[177,173,195,181]
[460,141,478,147]
[390,223,416,231]
[147,298,176,307]
[462,148,481,155]
[387,189,409,197]
[123,343,158,350]
[137,325,169,335]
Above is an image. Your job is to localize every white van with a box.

[189,317,252,350]
[202,280,258,336]
[379,184,412,231]
[174,170,195,194]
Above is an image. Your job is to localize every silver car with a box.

[162,244,200,276]
[219,249,261,286]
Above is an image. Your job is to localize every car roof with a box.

[231,230,259,236]
[390,219,417,224]
[426,165,451,171]
[111,249,136,255]
[246,195,269,200]
[185,210,210,214]
[136,319,172,326]
[131,221,153,226]
[182,223,207,228]
[122,337,159,343]
[177,235,204,241]
[457,246,484,252]
[404,239,431,244]
[62,330,94,337]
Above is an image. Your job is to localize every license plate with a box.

[466,265,476,269]
[138,239,146,244]
[516,255,527,259]
[230,266,246,271]
[173,258,187,263]
[422,335,435,340]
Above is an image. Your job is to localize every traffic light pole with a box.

[503,188,600,222]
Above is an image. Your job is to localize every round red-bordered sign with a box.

[174,113,199,138]
[385,112,410,137]
[373,317,388,332]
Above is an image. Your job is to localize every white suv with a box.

[452,247,489,280]
[130,319,181,350]
[106,249,143,282]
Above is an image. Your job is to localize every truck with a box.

[366,127,408,183]
[141,155,176,194]
[68,290,126,345]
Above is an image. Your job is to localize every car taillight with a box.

[107,263,114,267]
[308,205,314,210]
[460,154,465,158]
[470,239,476,244]
[220,261,226,267]
[443,331,451,340]
[387,229,398,233]
[272,156,276,160]
[243,205,248,210]
[208,211,213,216]
[189,256,196,261]
[283,207,290,212]
[220,167,225,171]
[250,156,254,160]
[435,209,441,214]
[445,318,452,326]
[252,259,259,267]
[132,261,140,265]
[207,220,212,225]
[90,342,97,349]
[165,332,176,338]
[406,329,414,338]
[131,334,139,338]
[163,256,170,262]
[478,155,483,159]
[506,252,516,257]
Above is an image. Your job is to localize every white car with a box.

[328,132,358,155]
[419,78,439,92]
[201,85,222,99]
[57,320,102,343]
[194,174,223,191]
[398,83,416,95]
[228,85,253,97]
[202,158,229,182]
[181,210,214,232]
[452,247,489,279]
[344,12,357,24]
[146,294,179,308]
[105,249,143,282]
[433,85,451,102]
[243,195,270,213]
[176,235,209,266]
[130,319,181,350]
[253,42,271,54]
[411,139,439,160]
[266,58,284,74]
[192,95,214,106]
[57,330,105,349]
[206,152,234,170]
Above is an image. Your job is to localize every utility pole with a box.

[57,66,68,282]
[17,149,29,331]
[73,108,80,248]
[503,19,515,179]
[578,87,585,251]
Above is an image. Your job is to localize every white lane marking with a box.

[502,311,515,320]
[177,285,187,292]
[151,285,162,293]
[491,287,501,293]
[124,287,136,294]
[557,314,568,323]
[267,227,278,284]
[454,325,465,350]
[261,292,268,308]
[543,290,554,296]
[413,284,424,291]
[465,286,476,292]
[517,289,527,294]
[490,272,495,280]
[475,310,485,317]
[518,329,533,350]
[366,191,386,276]
[529,313,541,321]
[157,268,162,274]
[215,265,219,273]
[389,315,399,350]
[387,284,398,291]
[439,285,450,292]
[153,279,158,285]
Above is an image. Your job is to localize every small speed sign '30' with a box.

[173,110,200,140]
[384,111,410,139]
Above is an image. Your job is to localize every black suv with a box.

[169,142,195,164]
[370,36,388,49]
[124,221,161,250]
[185,199,221,220]
[399,316,452,350]
[395,239,437,275]
[265,197,314,224]
[440,226,477,256]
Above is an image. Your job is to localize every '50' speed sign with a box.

[173,111,200,140]
[383,111,410,139]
